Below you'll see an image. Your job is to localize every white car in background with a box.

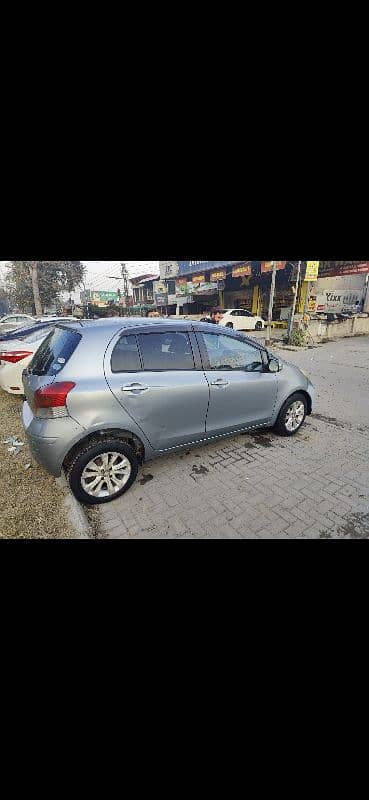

[0,322,80,395]
[36,316,79,323]
[0,313,35,332]
[219,309,265,331]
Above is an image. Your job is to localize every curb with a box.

[55,474,91,539]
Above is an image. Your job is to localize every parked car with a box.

[21,318,315,505]
[0,313,35,332]
[0,321,81,394]
[218,309,265,331]
[36,316,79,323]
[0,317,82,342]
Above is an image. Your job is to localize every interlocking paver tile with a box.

[95,336,369,539]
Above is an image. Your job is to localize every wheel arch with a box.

[277,389,312,418]
[63,428,146,473]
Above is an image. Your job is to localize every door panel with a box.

[105,332,209,450]
[205,370,277,433]
[199,332,277,434]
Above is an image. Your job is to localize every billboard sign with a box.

[315,290,364,313]
[304,261,320,281]
[232,264,251,278]
[155,292,168,306]
[210,269,226,282]
[261,261,286,273]
[319,261,369,277]
[178,260,242,277]
[176,278,188,296]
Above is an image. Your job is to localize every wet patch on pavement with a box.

[249,432,274,448]
[139,473,154,485]
[190,464,209,478]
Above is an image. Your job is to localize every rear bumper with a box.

[22,402,85,477]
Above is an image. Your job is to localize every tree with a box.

[0,287,10,316]
[6,261,85,314]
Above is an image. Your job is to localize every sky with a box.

[81,261,159,290]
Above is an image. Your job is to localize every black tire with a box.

[274,392,307,437]
[68,439,138,505]
[226,322,233,329]
[255,321,263,331]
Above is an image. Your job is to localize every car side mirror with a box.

[269,357,282,373]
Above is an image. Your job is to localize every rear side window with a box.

[29,327,81,376]
[111,335,141,372]
[139,332,194,371]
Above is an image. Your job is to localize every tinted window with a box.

[29,327,81,376]
[111,335,141,372]
[139,332,194,371]
[202,333,263,371]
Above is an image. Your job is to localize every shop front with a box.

[171,261,251,315]
[158,261,310,321]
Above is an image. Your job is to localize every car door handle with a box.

[121,383,149,393]
[210,378,229,387]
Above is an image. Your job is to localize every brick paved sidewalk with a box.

[97,417,369,539]
[97,336,369,539]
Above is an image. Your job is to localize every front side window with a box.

[139,332,194,371]
[202,333,263,372]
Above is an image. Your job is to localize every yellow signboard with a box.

[308,297,317,312]
[261,261,286,273]
[305,261,320,281]
[210,269,226,281]
[232,265,251,278]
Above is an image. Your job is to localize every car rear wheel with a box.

[68,440,138,505]
[255,321,263,330]
[274,393,307,436]
[226,322,233,329]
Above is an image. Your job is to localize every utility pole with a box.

[80,280,90,318]
[121,262,130,316]
[287,261,302,341]
[266,261,277,345]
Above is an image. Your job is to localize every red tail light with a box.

[0,350,33,364]
[34,382,76,409]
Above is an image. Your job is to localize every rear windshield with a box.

[29,326,81,376]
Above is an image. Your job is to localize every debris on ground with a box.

[3,435,24,447]
[3,435,24,455]
[0,393,79,539]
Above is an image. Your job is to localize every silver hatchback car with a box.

[21,318,315,505]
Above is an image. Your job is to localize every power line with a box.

[85,265,123,289]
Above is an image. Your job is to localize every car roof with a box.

[67,316,266,349]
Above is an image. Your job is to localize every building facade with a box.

[158,260,369,319]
